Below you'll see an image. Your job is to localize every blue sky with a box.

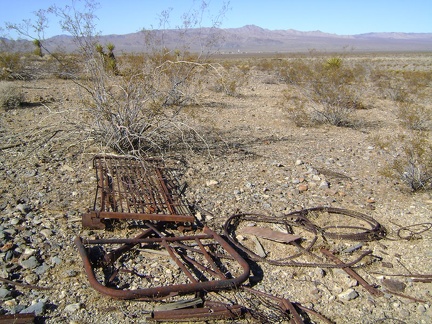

[1,0,431,38]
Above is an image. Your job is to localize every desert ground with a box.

[1,52,432,323]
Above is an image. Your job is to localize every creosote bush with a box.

[398,102,432,131]
[3,0,230,156]
[0,81,23,109]
[281,57,366,127]
[377,132,432,191]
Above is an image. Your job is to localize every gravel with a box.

[1,60,432,323]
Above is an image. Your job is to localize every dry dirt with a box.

[1,53,432,323]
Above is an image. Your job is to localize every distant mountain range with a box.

[6,25,432,53]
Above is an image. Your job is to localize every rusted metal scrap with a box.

[224,212,376,267]
[148,301,244,322]
[287,207,386,241]
[82,154,194,229]
[0,313,35,324]
[74,225,250,300]
[240,287,334,324]
[321,248,384,297]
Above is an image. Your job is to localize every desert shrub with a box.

[212,63,250,96]
[48,53,83,79]
[377,132,432,191]
[372,68,431,103]
[282,58,366,127]
[0,81,24,109]
[398,102,432,131]
[0,51,26,80]
[3,0,229,155]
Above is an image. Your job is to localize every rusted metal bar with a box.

[0,313,35,324]
[195,237,227,279]
[160,237,199,283]
[180,254,223,279]
[155,167,177,215]
[0,276,51,291]
[148,303,244,322]
[83,234,212,245]
[320,248,384,297]
[83,211,194,226]
[74,226,250,300]
[103,228,155,265]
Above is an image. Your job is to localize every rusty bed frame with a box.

[82,154,195,229]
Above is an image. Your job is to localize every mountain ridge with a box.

[6,24,432,53]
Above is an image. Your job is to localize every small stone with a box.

[40,229,53,238]
[0,288,11,299]
[60,164,74,172]
[20,300,46,316]
[20,256,39,269]
[195,211,203,221]
[338,288,359,301]
[417,304,426,313]
[348,279,358,287]
[4,299,17,307]
[1,241,14,252]
[206,179,218,186]
[51,256,62,265]
[24,273,39,285]
[64,303,82,313]
[65,269,78,277]
[15,204,31,214]
[315,268,325,278]
[295,159,304,166]
[319,180,329,189]
[298,184,308,192]
[311,174,321,181]
[35,263,50,275]
[382,278,406,292]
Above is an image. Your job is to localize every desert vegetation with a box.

[1,1,432,323]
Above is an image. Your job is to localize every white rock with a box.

[64,303,82,313]
[206,179,219,186]
[295,159,303,166]
[338,288,359,301]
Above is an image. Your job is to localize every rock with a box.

[298,184,308,192]
[40,228,53,238]
[319,180,329,189]
[65,303,82,313]
[295,159,304,166]
[15,204,31,214]
[35,262,50,275]
[24,273,39,285]
[51,256,62,265]
[65,269,78,277]
[338,288,359,301]
[19,256,40,269]
[0,288,11,299]
[206,179,219,186]
[382,278,406,292]
[60,164,74,172]
[20,300,46,316]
